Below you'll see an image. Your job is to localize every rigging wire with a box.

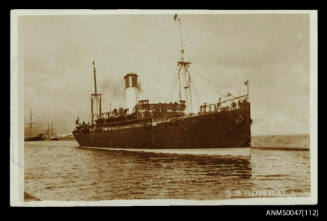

[190,66,245,98]
[166,65,179,102]
[166,65,178,100]
[83,98,90,123]
[170,73,179,102]
[190,67,222,95]
[190,78,200,109]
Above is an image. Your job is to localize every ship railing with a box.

[199,95,249,115]
[97,117,153,131]
[220,94,248,104]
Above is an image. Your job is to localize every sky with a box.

[21,13,310,136]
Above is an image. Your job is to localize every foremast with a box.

[91,61,102,124]
[174,14,193,114]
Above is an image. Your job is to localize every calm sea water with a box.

[24,141,310,201]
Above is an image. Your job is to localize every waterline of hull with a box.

[78,146,251,157]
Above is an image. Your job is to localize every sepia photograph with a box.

[10,10,317,206]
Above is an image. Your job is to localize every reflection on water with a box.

[24,141,310,201]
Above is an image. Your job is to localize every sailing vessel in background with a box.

[73,14,252,149]
[45,120,58,140]
[24,110,58,141]
[24,110,45,141]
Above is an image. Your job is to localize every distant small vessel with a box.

[25,133,45,141]
[25,110,46,141]
[45,120,58,141]
[50,136,58,141]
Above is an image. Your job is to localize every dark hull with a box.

[24,136,45,141]
[74,106,251,149]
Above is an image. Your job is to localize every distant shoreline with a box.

[251,134,309,150]
[251,146,309,151]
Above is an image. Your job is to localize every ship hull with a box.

[74,106,251,149]
[24,136,45,141]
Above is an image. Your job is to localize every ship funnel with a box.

[124,73,138,113]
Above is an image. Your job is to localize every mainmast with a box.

[91,61,102,123]
[47,122,50,137]
[29,110,32,137]
[174,14,193,113]
[51,120,54,137]
[93,61,97,94]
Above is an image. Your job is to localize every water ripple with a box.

[24,141,310,201]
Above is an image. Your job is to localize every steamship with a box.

[73,15,252,149]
